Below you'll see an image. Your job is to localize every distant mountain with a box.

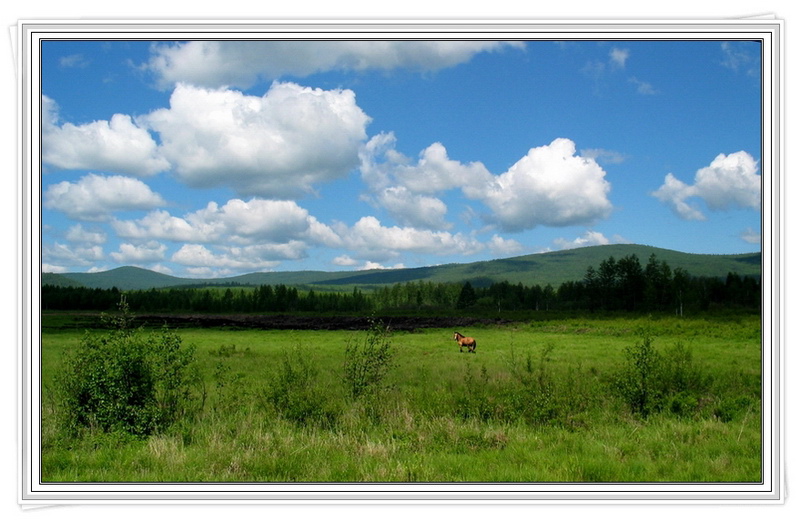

[43,244,761,291]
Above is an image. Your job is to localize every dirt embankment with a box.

[130,313,509,332]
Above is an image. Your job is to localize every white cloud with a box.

[628,77,657,95]
[552,230,627,250]
[740,227,761,245]
[171,244,291,272]
[337,216,483,262]
[44,173,166,221]
[720,42,759,75]
[652,151,760,220]
[580,148,627,165]
[394,142,493,195]
[43,242,104,268]
[146,41,525,89]
[359,261,406,271]
[693,152,761,210]
[65,224,106,244]
[113,197,340,247]
[42,95,169,177]
[650,173,706,221]
[59,53,89,68]
[610,47,630,68]
[360,134,490,230]
[486,235,524,256]
[478,138,613,231]
[332,255,360,267]
[361,136,613,233]
[110,241,167,264]
[361,135,491,195]
[149,263,174,275]
[141,82,370,198]
[373,187,451,230]
[113,209,203,242]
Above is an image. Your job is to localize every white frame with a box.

[17,19,784,505]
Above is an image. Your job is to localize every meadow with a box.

[39,312,762,483]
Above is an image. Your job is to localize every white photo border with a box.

[18,18,784,505]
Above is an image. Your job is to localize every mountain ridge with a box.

[42,244,761,291]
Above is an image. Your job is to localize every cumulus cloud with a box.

[146,40,525,89]
[332,255,360,267]
[361,135,612,233]
[478,139,613,231]
[552,230,627,250]
[359,133,492,230]
[141,82,370,198]
[171,244,296,272]
[110,241,167,264]
[65,224,106,244]
[486,235,524,256]
[336,216,483,262]
[113,197,340,248]
[359,261,406,271]
[362,134,491,194]
[44,173,166,221]
[394,142,492,195]
[372,187,451,230]
[652,151,760,220]
[43,242,104,269]
[42,95,169,177]
[112,195,526,271]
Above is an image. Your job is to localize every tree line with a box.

[41,253,760,315]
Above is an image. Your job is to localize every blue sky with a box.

[39,39,763,278]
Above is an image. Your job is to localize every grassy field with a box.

[39,312,762,483]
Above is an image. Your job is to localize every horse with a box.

[453,332,477,353]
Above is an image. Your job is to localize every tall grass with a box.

[40,313,762,483]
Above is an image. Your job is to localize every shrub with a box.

[508,344,559,425]
[455,363,495,421]
[264,347,338,427]
[343,318,394,401]
[613,336,712,418]
[612,335,665,417]
[55,298,201,438]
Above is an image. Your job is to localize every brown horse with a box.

[453,332,477,353]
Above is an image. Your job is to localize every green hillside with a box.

[43,244,761,291]
[317,244,761,288]
[41,272,85,287]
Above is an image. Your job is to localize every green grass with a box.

[40,312,762,483]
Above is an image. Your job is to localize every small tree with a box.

[343,318,394,401]
[612,335,664,417]
[56,298,201,437]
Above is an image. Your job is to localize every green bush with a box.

[455,363,496,421]
[613,336,712,418]
[55,299,201,437]
[507,344,559,425]
[612,335,665,417]
[343,319,394,401]
[264,348,338,427]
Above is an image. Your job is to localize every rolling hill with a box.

[42,244,761,291]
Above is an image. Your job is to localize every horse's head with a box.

[453,332,461,340]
